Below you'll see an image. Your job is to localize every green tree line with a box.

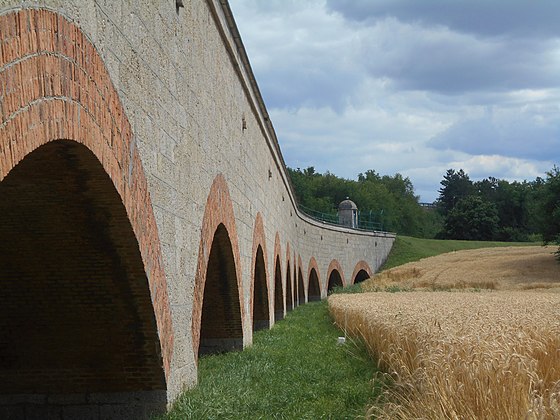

[287,167,442,237]
[288,166,560,257]
[437,168,560,253]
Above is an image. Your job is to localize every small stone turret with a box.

[338,198,358,228]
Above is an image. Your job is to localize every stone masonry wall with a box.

[0,0,395,409]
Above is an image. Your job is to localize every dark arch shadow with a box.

[328,270,344,294]
[253,245,270,331]
[285,261,293,312]
[199,223,243,356]
[308,268,321,301]
[354,269,371,284]
[297,268,305,305]
[0,140,166,415]
[274,256,284,321]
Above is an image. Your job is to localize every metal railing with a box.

[297,205,383,232]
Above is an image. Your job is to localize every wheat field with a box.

[329,246,560,419]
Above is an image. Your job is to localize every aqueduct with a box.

[0,2,395,418]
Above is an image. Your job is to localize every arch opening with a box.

[308,268,321,301]
[297,268,305,305]
[0,141,166,414]
[328,270,343,294]
[253,245,270,331]
[285,261,293,312]
[274,257,284,321]
[199,224,243,356]
[354,269,371,284]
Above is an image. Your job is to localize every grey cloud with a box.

[430,116,560,162]
[326,0,560,38]
[229,0,559,201]
[255,65,362,111]
[361,22,559,95]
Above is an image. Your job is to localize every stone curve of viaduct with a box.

[0,1,395,418]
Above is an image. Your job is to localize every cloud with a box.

[228,0,560,202]
[430,106,560,162]
[447,155,554,183]
[230,0,365,110]
[325,0,560,38]
[360,19,560,95]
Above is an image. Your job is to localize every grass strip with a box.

[163,302,380,419]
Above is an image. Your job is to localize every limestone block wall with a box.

[0,0,395,413]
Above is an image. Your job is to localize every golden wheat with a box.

[330,292,560,419]
[361,246,560,292]
[330,246,560,419]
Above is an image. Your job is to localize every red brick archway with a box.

[285,243,293,311]
[192,174,244,357]
[251,213,270,331]
[351,260,373,284]
[297,254,305,305]
[327,259,346,292]
[307,257,322,301]
[273,233,284,321]
[1,138,175,409]
[0,4,173,379]
[0,9,173,415]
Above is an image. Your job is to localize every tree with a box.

[475,178,534,241]
[443,195,499,240]
[537,167,560,258]
[437,169,474,216]
[287,166,435,237]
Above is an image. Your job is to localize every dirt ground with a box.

[362,246,560,292]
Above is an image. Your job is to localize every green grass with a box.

[380,235,538,270]
[162,236,539,418]
[163,302,381,419]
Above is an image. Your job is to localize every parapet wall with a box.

[0,0,395,414]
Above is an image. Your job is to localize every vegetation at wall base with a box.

[163,302,381,419]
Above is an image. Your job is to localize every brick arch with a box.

[285,242,294,311]
[297,254,305,305]
[273,233,284,321]
[0,8,173,380]
[250,212,270,331]
[351,260,373,284]
[192,174,244,357]
[307,257,322,301]
[327,259,346,292]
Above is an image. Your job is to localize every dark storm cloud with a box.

[326,0,560,38]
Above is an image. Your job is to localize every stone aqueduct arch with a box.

[351,260,374,284]
[250,212,271,332]
[0,9,179,369]
[307,257,322,301]
[273,233,284,320]
[0,9,175,415]
[0,4,395,417]
[192,174,244,357]
[327,259,346,292]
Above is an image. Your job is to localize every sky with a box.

[228,0,560,202]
